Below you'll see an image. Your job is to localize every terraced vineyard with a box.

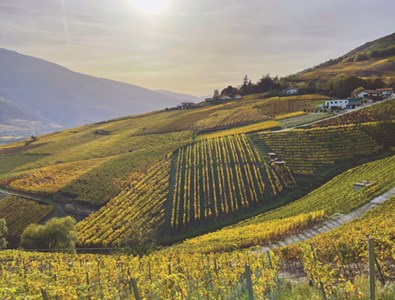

[309,98,395,128]
[193,106,272,132]
[255,94,328,116]
[178,210,326,253]
[0,249,278,300]
[77,157,172,247]
[297,196,395,272]
[0,196,54,245]
[0,159,103,195]
[177,154,395,252]
[255,124,385,175]
[167,135,295,231]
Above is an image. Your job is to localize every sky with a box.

[1,0,395,96]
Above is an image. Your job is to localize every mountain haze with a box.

[0,49,186,128]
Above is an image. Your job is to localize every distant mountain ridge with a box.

[0,48,187,129]
[156,90,209,103]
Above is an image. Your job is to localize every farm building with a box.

[346,98,363,109]
[177,102,194,109]
[283,87,299,95]
[324,99,349,109]
[358,88,394,101]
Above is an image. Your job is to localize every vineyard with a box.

[239,154,395,225]
[197,120,280,139]
[0,196,54,245]
[254,124,385,175]
[192,105,273,133]
[0,159,102,195]
[285,196,395,277]
[166,135,295,231]
[0,249,280,299]
[178,210,326,253]
[77,157,172,248]
[360,121,395,149]
[309,98,395,128]
[170,154,395,254]
[256,95,328,116]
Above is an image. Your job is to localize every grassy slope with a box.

[296,32,395,81]
[0,94,326,206]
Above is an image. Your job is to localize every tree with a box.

[240,75,249,95]
[213,89,220,100]
[221,85,239,98]
[0,218,7,249]
[330,75,365,98]
[20,216,77,252]
[257,74,274,92]
[351,87,365,97]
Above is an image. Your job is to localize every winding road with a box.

[259,186,395,252]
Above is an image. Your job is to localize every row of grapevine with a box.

[255,124,383,175]
[56,131,192,206]
[166,134,295,231]
[177,210,326,253]
[256,98,314,115]
[0,250,278,300]
[77,156,172,248]
[193,106,273,132]
[0,159,101,195]
[0,196,54,245]
[281,196,395,276]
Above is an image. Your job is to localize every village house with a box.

[283,87,299,95]
[177,102,194,109]
[358,88,394,101]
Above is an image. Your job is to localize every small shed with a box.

[268,152,277,161]
[354,180,373,192]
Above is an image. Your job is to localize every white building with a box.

[324,99,348,109]
[234,95,242,99]
[219,95,231,100]
[283,88,299,95]
[357,91,369,98]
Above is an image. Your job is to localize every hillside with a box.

[0,49,186,129]
[0,96,393,248]
[295,32,395,83]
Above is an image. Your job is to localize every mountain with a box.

[0,49,186,129]
[156,90,209,102]
[295,32,395,83]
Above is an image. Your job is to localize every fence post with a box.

[245,265,255,300]
[41,288,49,300]
[130,277,142,300]
[368,237,375,300]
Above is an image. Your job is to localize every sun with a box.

[131,0,171,15]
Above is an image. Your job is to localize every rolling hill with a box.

[295,32,395,83]
[0,48,191,129]
[0,91,393,247]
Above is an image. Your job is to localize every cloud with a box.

[1,0,394,95]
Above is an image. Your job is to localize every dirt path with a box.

[259,186,395,252]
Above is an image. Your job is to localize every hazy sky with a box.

[1,0,394,95]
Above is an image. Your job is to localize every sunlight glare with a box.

[131,0,171,15]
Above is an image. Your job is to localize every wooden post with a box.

[368,238,375,300]
[374,257,385,286]
[41,288,49,300]
[245,265,255,300]
[130,278,142,300]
